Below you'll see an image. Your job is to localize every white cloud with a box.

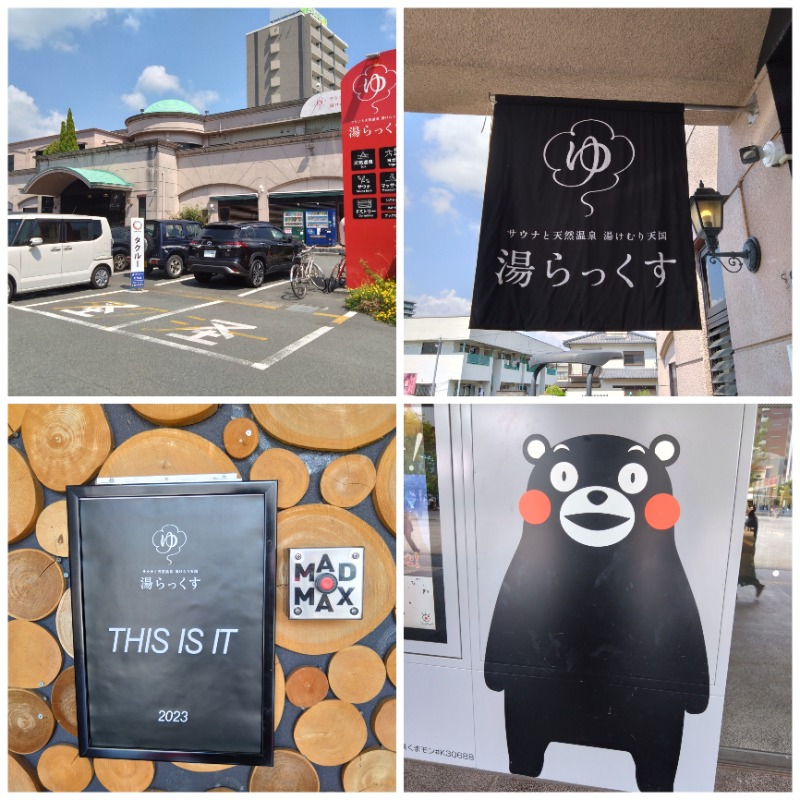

[121,66,218,112]
[9,9,107,51]
[123,13,141,32]
[526,331,582,348]
[186,90,220,113]
[422,115,490,194]
[8,85,64,141]
[121,91,148,111]
[425,187,456,216]
[412,290,472,317]
[137,65,182,96]
[381,8,397,36]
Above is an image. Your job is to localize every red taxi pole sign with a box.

[341,49,396,286]
[130,217,145,291]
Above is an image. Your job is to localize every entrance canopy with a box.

[24,167,133,196]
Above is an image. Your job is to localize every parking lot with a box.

[9,271,396,396]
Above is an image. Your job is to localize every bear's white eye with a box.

[550,462,578,492]
[618,463,648,494]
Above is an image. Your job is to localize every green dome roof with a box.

[143,98,200,115]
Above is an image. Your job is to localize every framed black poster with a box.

[67,480,277,766]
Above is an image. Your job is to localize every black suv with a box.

[145,219,204,279]
[187,222,302,288]
[110,226,151,272]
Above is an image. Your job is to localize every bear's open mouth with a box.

[565,512,629,531]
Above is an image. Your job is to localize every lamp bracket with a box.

[706,237,761,274]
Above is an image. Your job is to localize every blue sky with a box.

[8,7,396,140]
[405,113,589,348]
[405,112,489,317]
[405,112,655,347]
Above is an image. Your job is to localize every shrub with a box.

[344,265,396,326]
[544,385,566,396]
[173,205,208,224]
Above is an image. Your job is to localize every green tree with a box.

[63,109,78,150]
[544,385,566,396]
[41,110,80,155]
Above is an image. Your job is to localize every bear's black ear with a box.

[651,434,680,466]
[522,434,550,464]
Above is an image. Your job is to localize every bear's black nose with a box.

[588,490,607,505]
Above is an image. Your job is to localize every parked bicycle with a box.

[324,253,346,293]
[290,247,346,298]
[289,246,325,299]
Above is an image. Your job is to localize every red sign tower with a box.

[341,49,397,285]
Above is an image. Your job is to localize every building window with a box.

[668,362,678,396]
[623,351,645,367]
[8,154,14,171]
[613,385,654,396]
[421,342,440,355]
[138,196,147,218]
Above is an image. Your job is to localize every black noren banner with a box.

[469,95,701,331]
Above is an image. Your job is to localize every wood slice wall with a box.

[7,404,397,793]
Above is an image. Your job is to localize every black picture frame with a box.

[67,480,277,766]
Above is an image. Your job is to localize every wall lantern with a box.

[689,181,760,273]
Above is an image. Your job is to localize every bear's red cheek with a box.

[519,490,551,525]
[645,493,681,530]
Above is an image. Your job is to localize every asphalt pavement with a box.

[9,270,395,396]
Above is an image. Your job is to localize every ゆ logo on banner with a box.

[543,119,635,217]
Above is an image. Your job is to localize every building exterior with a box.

[8,98,343,230]
[246,9,348,107]
[404,300,417,318]
[562,332,658,396]
[657,56,792,396]
[750,404,793,511]
[404,316,557,396]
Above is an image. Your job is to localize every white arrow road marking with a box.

[110,301,223,330]
[62,302,141,318]
[11,306,262,368]
[167,319,259,346]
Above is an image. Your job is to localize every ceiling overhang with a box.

[405,9,773,125]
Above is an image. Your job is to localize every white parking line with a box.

[110,300,224,330]
[155,275,196,286]
[12,305,262,369]
[18,289,131,308]
[253,326,333,370]
[238,280,290,297]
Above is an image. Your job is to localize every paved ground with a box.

[9,270,395,396]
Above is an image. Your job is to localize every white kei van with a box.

[8,214,114,300]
